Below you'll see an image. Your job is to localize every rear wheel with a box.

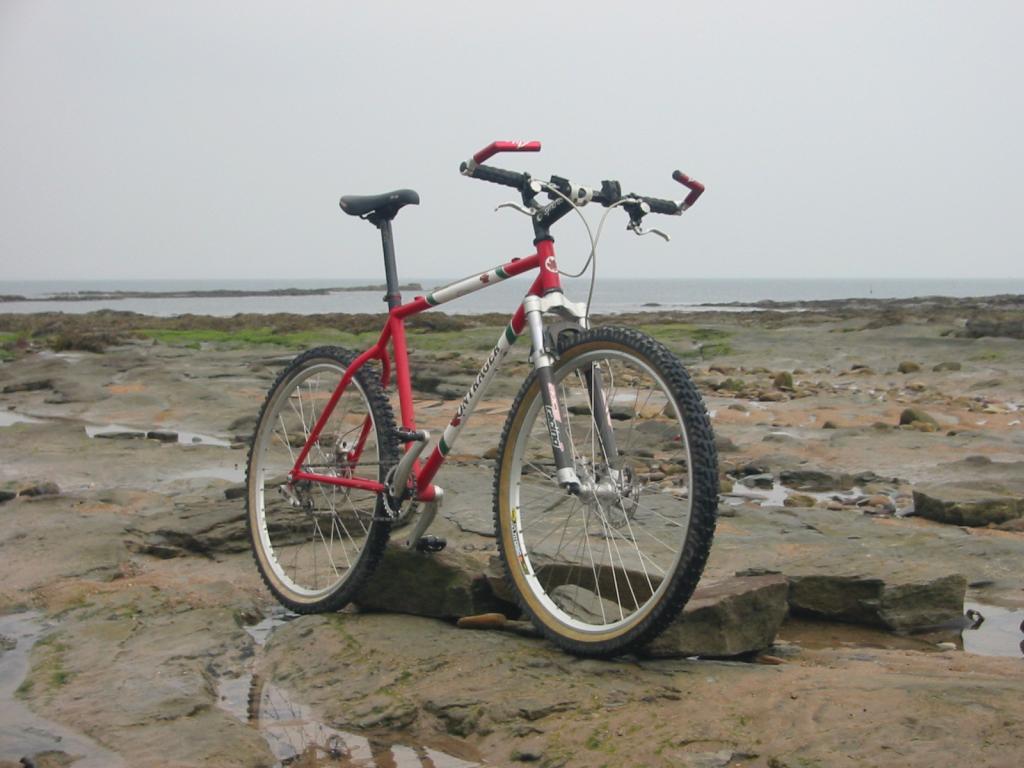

[493,327,718,656]
[246,347,398,613]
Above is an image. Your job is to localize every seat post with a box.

[376,219,402,310]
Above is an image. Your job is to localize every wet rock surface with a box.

[2,302,1024,766]
[356,545,514,619]
[914,483,1024,527]
[644,574,789,657]
[126,496,250,557]
[788,573,967,631]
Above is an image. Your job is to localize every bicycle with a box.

[246,140,718,657]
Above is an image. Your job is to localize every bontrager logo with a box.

[451,340,505,427]
[544,405,564,452]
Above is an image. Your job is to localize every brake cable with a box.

[534,180,635,324]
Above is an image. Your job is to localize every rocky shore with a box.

[1,297,1022,767]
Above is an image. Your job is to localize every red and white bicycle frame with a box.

[288,239,587,505]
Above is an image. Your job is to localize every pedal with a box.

[393,428,427,443]
[415,535,447,553]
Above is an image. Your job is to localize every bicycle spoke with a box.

[312,517,341,578]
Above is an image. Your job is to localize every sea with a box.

[1,278,1022,317]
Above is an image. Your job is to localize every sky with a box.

[1,1,1022,281]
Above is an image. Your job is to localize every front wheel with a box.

[493,327,718,656]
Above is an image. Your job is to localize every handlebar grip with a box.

[672,170,705,210]
[472,140,542,165]
[640,196,682,216]
[461,161,528,190]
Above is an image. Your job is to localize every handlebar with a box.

[461,162,529,190]
[472,140,541,165]
[461,139,704,217]
[672,170,705,211]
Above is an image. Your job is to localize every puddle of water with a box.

[84,423,231,447]
[172,466,246,483]
[175,429,232,447]
[962,602,1024,658]
[38,351,85,364]
[0,612,126,767]
[724,481,864,509]
[0,411,45,427]
[783,604,1024,660]
[779,617,953,653]
[219,611,481,767]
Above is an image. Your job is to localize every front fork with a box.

[523,294,621,494]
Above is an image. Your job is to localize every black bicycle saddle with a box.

[339,189,419,222]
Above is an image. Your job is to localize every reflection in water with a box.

[725,481,864,508]
[169,466,247,483]
[0,612,125,767]
[218,612,480,767]
[962,602,1024,658]
[0,411,45,427]
[84,423,231,446]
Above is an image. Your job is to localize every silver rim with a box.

[250,361,382,602]
[507,348,694,635]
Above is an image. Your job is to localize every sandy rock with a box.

[0,489,17,504]
[14,751,77,768]
[2,378,53,393]
[19,482,60,498]
[223,484,247,500]
[897,361,920,373]
[644,574,789,657]
[898,408,938,427]
[127,499,249,555]
[356,544,513,619]
[718,377,745,392]
[783,493,817,508]
[737,473,773,490]
[779,468,853,492]
[714,435,739,453]
[735,463,770,477]
[788,573,967,631]
[773,371,794,390]
[913,484,1023,527]
[484,556,518,604]
[93,430,146,440]
[963,317,1024,339]
[933,361,962,372]
[862,494,896,513]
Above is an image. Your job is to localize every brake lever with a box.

[626,219,671,242]
[495,201,536,217]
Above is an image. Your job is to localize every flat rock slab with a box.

[914,483,1024,527]
[644,574,789,658]
[779,468,855,492]
[356,544,513,619]
[127,498,249,556]
[788,573,967,631]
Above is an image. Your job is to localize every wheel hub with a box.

[577,462,642,529]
